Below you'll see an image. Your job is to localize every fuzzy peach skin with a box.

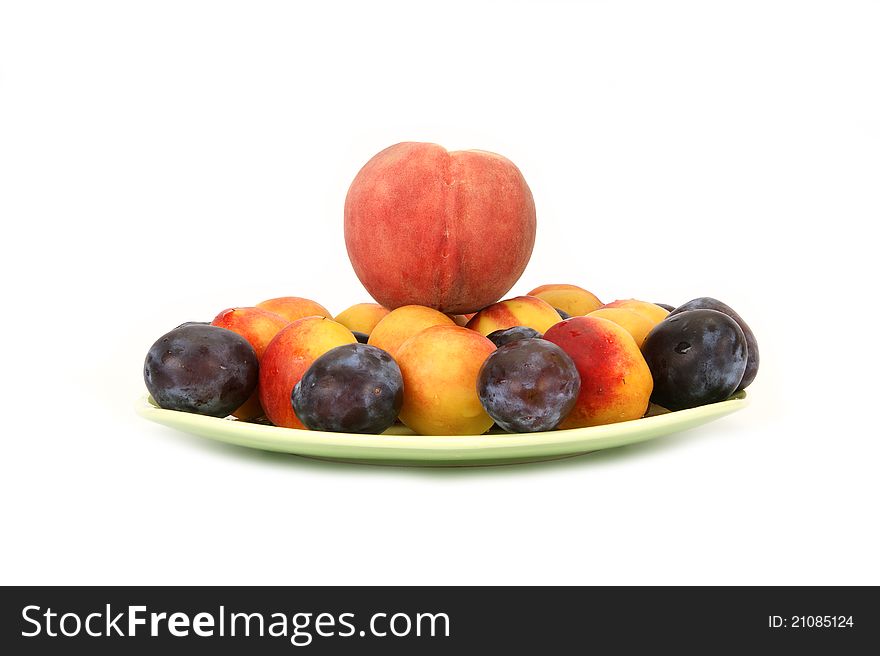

[344,142,536,314]
[586,307,654,348]
[527,284,603,316]
[544,316,653,429]
[212,307,289,420]
[395,325,496,435]
[368,305,455,358]
[258,317,356,428]
[466,295,562,336]
[603,299,669,327]
[256,296,332,323]
[334,303,390,335]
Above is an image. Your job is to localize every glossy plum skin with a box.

[654,303,675,312]
[291,343,404,434]
[477,338,580,432]
[486,326,542,347]
[555,307,572,320]
[642,309,747,411]
[144,324,258,417]
[668,297,759,390]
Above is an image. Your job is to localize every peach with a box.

[334,302,390,335]
[256,296,332,323]
[449,313,475,327]
[586,307,654,348]
[603,299,669,327]
[344,142,536,314]
[395,325,496,435]
[527,284,603,316]
[258,317,356,428]
[367,305,455,358]
[544,316,653,428]
[466,295,562,336]
[211,307,289,420]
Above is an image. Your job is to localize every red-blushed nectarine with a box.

[258,317,356,429]
[395,325,496,435]
[344,142,536,314]
[211,307,290,420]
[527,284,603,316]
[334,302,390,335]
[603,299,669,327]
[212,307,290,358]
[256,296,332,323]
[544,316,653,428]
[466,295,562,336]
[367,305,455,358]
[586,307,654,348]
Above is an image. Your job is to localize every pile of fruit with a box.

[143,290,758,436]
[143,142,759,436]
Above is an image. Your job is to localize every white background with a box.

[1,1,878,585]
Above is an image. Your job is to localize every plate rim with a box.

[135,391,748,456]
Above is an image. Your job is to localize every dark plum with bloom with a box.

[477,338,580,432]
[144,324,258,417]
[292,343,403,433]
[643,309,747,410]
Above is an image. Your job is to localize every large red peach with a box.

[211,307,289,420]
[256,296,332,323]
[544,316,653,428]
[258,317,356,428]
[367,305,455,358]
[395,325,496,435]
[344,142,536,314]
[334,302,390,335]
[527,284,603,316]
[466,295,561,336]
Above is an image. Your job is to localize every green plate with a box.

[136,391,748,467]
